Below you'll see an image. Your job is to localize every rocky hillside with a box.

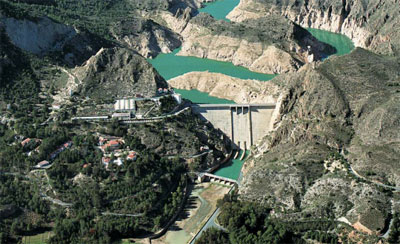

[228,0,400,56]
[73,47,168,100]
[0,13,104,67]
[169,71,279,104]
[156,9,335,74]
[110,18,181,58]
[240,48,400,234]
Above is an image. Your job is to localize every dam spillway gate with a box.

[191,104,276,149]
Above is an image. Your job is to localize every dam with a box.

[191,103,276,149]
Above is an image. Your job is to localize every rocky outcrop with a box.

[73,47,168,100]
[0,15,103,66]
[240,48,400,233]
[228,0,400,56]
[157,10,334,74]
[1,16,76,55]
[168,71,280,104]
[110,18,182,58]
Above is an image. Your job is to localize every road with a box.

[348,165,400,191]
[101,212,144,217]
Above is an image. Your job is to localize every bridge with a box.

[191,104,276,149]
[197,172,237,186]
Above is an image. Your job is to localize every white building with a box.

[114,98,136,111]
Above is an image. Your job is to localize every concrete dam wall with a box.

[191,104,276,149]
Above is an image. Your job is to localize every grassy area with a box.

[21,232,52,244]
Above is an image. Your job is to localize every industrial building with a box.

[114,98,136,111]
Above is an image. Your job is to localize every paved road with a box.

[101,212,144,217]
[348,165,400,191]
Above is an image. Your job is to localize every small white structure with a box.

[113,158,124,166]
[173,93,182,104]
[112,113,131,119]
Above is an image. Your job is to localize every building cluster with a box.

[34,141,73,169]
[73,94,182,121]
[98,136,137,169]
[50,141,73,160]
[21,138,42,156]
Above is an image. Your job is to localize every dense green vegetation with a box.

[0,102,226,243]
[195,191,341,244]
[0,118,189,243]
[195,228,230,244]
[0,28,49,128]
[215,194,299,244]
[388,213,400,243]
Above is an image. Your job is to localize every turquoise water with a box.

[198,0,240,21]
[148,49,276,81]
[175,89,235,104]
[308,28,355,56]
[148,1,355,105]
[214,150,249,180]
[148,0,275,104]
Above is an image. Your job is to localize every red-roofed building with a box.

[35,160,50,168]
[21,138,31,147]
[126,151,137,161]
[100,140,122,152]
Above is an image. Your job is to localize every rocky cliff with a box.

[156,10,335,74]
[0,14,104,66]
[73,47,168,100]
[110,18,181,58]
[240,48,400,234]
[228,0,400,56]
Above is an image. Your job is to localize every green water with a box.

[175,89,235,104]
[198,0,240,21]
[214,150,249,180]
[148,49,276,81]
[148,0,276,104]
[148,1,355,105]
[308,28,355,56]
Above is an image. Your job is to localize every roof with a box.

[127,153,137,159]
[109,140,120,145]
[38,160,49,166]
[21,138,31,146]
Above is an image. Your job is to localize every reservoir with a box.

[149,5,355,104]
[148,48,275,82]
[198,0,240,21]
